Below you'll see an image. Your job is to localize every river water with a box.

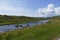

[0,20,49,33]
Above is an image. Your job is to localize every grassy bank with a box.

[0,16,60,40]
[0,15,46,25]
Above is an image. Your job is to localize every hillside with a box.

[0,15,46,25]
[0,16,60,40]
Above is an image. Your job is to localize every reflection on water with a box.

[0,20,49,33]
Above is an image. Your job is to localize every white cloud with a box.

[47,4,55,10]
[55,7,60,15]
[37,4,60,17]
[0,5,35,17]
[0,3,60,17]
[0,0,36,17]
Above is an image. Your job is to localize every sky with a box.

[0,0,60,17]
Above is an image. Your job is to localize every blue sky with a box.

[1,0,60,9]
[0,0,60,17]
[21,0,60,9]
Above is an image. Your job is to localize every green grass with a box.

[0,16,60,40]
[0,15,46,25]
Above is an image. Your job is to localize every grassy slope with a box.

[0,15,46,25]
[0,16,60,40]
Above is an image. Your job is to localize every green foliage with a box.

[0,15,46,25]
[0,16,60,40]
[0,35,3,40]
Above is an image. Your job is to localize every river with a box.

[0,20,49,33]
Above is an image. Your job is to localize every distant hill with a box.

[0,15,46,25]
